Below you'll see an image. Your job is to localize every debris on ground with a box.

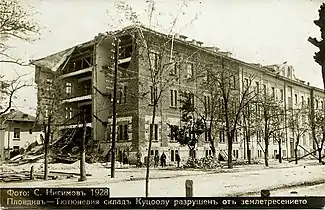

[182,156,222,169]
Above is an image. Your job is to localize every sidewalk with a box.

[1,160,324,197]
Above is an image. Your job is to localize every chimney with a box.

[196,41,203,47]
[179,35,187,41]
[190,39,197,45]
[307,82,310,86]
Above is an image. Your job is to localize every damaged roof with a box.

[0,109,36,123]
[30,47,75,72]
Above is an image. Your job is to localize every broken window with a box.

[150,124,158,141]
[65,82,72,95]
[185,63,193,79]
[170,89,177,108]
[13,128,20,139]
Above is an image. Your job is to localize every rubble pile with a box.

[233,159,262,166]
[182,156,222,169]
[0,165,77,182]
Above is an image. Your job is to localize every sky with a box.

[1,0,324,116]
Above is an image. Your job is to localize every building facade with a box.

[0,109,42,161]
[32,25,325,164]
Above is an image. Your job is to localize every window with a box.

[189,92,195,107]
[204,128,210,142]
[185,63,193,79]
[204,70,209,81]
[170,150,178,162]
[170,89,177,108]
[84,84,91,95]
[288,97,292,108]
[46,78,53,92]
[149,52,159,70]
[301,96,304,106]
[231,75,236,89]
[205,150,212,157]
[283,150,286,157]
[263,84,266,96]
[44,105,49,118]
[258,150,262,158]
[150,150,158,156]
[287,68,291,77]
[13,128,20,139]
[118,86,127,104]
[272,87,275,99]
[65,82,72,95]
[233,130,238,143]
[170,125,178,141]
[118,124,129,141]
[255,81,259,94]
[316,99,319,109]
[13,146,20,150]
[169,57,177,75]
[256,131,261,142]
[280,89,284,101]
[183,91,195,107]
[233,150,239,159]
[65,107,72,119]
[322,101,324,109]
[204,95,211,110]
[150,86,157,104]
[150,124,158,141]
[219,130,225,143]
[294,94,298,105]
[308,98,310,106]
[123,86,127,103]
[244,78,249,88]
[274,150,277,158]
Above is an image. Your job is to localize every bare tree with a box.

[272,108,286,163]
[114,0,199,197]
[0,0,39,66]
[35,73,62,180]
[309,107,325,163]
[256,88,285,167]
[288,107,309,164]
[241,103,258,164]
[214,65,256,169]
[0,74,30,116]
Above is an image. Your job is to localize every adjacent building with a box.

[31,25,325,164]
[0,109,42,161]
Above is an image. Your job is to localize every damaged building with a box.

[31,25,325,164]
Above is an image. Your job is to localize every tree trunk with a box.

[79,112,87,181]
[208,127,216,156]
[145,104,156,197]
[44,135,49,180]
[294,149,298,164]
[227,131,233,169]
[44,116,51,180]
[246,130,251,164]
[318,148,322,163]
[278,140,282,163]
[264,135,269,167]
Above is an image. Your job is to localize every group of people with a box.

[136,151,181,168]
[154,152,181,168]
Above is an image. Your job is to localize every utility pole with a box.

[79,110,87,181]
[111,37,120,178]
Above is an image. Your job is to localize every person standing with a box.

[175,151,181,168]
[160,152,166,168]
[154,154,159,167]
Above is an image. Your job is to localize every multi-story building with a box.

[32,25,325,164]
